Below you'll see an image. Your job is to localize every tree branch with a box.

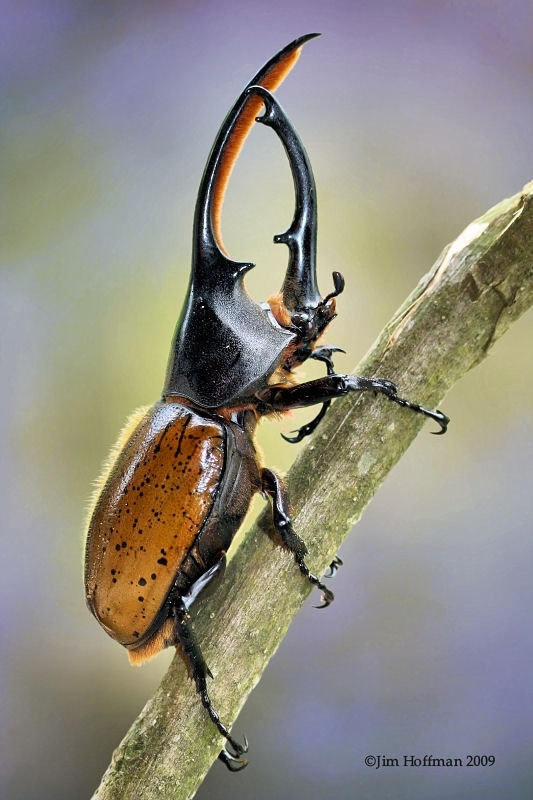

[91,181,533,800]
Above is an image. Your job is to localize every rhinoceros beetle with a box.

[84,33,448,771]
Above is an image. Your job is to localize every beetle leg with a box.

[311,345,345,371]
[281,346,345,443]
[182,555,227,611]
[325,555,344,578]
[172,599,248,768]
[261,468,334,608]
[281,402,330,444]
[259,374,449,434]
[218,748,248,772]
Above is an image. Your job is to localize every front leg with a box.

[257,374,448,433]
[281,346,345,443]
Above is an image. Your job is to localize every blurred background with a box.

[2,1,532,798]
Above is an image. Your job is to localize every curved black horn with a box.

[194,32,320,270]
[248,84,321,314]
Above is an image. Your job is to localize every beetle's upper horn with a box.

[194,32,320,266]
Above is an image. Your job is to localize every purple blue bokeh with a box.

[2,1,532,798]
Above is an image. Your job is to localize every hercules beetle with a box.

[84,33,448,771]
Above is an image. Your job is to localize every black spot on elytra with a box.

[138,577,147,586]
[157,557,168,566]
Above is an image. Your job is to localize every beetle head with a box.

[164,34,341,408]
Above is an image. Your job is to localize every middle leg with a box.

[261,467,333,607]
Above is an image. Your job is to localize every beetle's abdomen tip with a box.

[126,618,176,665]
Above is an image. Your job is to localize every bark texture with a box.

[91,181,533,800]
